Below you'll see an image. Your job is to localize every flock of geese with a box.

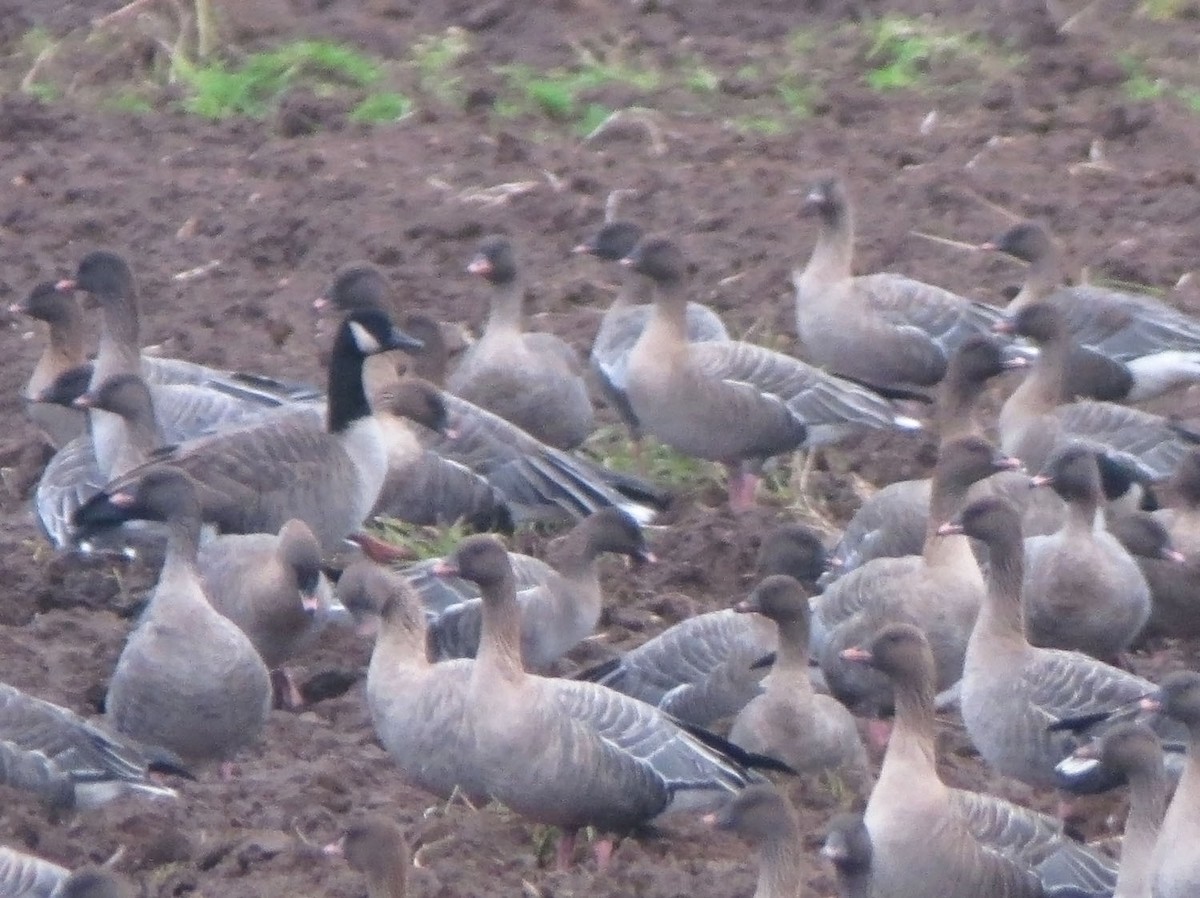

[4,173,1200,898]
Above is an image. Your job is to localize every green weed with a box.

[864,15,1002,91]
[585,427,724,493]
[368,517,475,561]
[409,27,470,103]
[350,91,413,123]
[1139,0,1193,18]
[497,55,661,130]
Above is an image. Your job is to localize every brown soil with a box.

[1,0,1199,895]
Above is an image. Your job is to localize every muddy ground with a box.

[0,0,1199,895]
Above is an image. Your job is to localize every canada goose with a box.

[338,560,485,803]
[1144,671,1200,898]
[984,220,1200,402]
[324,816,409,898]
[0,681,182,811]
[574,220,729,446]
[414,508,654,669]
[55,251,318,478]
[319,269,665,526]
[844,624,1118,898]
[437,534,767,870]
[842,624,1044,898]
[75,467,272,767]
[1023,446,1158,658]
[707,784,805,898]
[815,436,1017,714]
[997,302,1198,481]
[1057,723,1168,898]
[73,310,424,552]
[943,496,1185,792]
[447,236,595,450]
[728,575,869,782]
[793,175,1005,395]
[622,236,920,510]
[572,524,828,725]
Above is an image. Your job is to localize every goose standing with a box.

[339,561,484,802]
[943,496,1183,791]
[1023,446,1160,658]
[10,281,88,448]
[842,624,1044,898]
[0,681,182,811]
[56,251,317,479]
[843,624,1118,897]
[74,310,424,552]
[728,575,869,783]
[707,784,806,898]
[997,303,1197,481]
[197,518,343,707]
[324,816,409,898]
[1145,671,1200,898]
[793,175,1004,396]
[446,236,595,450]
[814,436,1018,715]
[622,236,921,510]
[573,524,828,725]
[415,508,654,669]
[984,220,1200,401]
[434,534,765,870]
[320,268,664,526]
[1058,723,1168,898]
[574,220,728,447]
[74,468,272,768]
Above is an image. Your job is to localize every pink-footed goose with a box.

[814,436,1019,715]
[841,624,1044,898]
[57,251,317,480]
[0,681,182,811]
[0,849,133,898]
[320,267,664,526]
[74,468,272,767]
[728,575,869,783]
[997,302,1198,482]
[827,335,1027,580]
[843,624,1118,897]
[197,518,344,707]
[574,220,728,447]
[1023,446,1164,658]
[337,560,484,803]
[574,524,828,725]
[1146,671,1200,898]
[11,281,88,448]
[707,784,805,898]
[365,378,514,532]
[324,816,409,898]
[793,174,1005,396]
[822,812,873,898]
[944,496,1184,792]
[1058,723,1168,898]
[984,220,1200,402]
[434,534,769,870]
[73,311,424,553]
[622,236,920,511]
[447,236,595,450]
[1135,448,1200,638]
[407,508,654,669]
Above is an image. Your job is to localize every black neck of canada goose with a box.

[327,312,421,434]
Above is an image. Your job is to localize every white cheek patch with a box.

[348,320,381,354]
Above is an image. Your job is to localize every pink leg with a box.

[271,668,305,709]
[726,467,760,512]
[866,718,893,752]
[593,837,615,871]
[555,829,578,871]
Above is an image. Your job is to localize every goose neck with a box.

[476,575,526,681]
[754,835,804,898]
[94,295,141,380]
[327,339,373,434]
[977,534,1028,642]
[364,858,407,898]
[878,673,940,794]
[801,205,854,291]
[770,617,813,682]
[483,280,524,335]
[1009,249,1065,312]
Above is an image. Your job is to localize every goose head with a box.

[467,236,518,286]
[435,535,514,596]
[981,221,1055,265]
[708,783,798,846]
[735,574,808,626]
[757,524,829,585]
[35,364,93,406]
[801,174,849,225]
[574,220,643,261]
[842,622,935,694]
[10,280,79,323]
[72,373,154,418]
[59,250,136,307]
[580,507,656,565]
[620,236,685,286]
[321,262,388,313]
